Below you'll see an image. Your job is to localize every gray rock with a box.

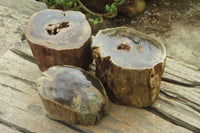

[0,0,47,57]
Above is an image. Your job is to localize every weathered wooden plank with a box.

[0,50,40,82]
[151,82,200,132]
[0,124,22,133]
[0,99,79,133]
[0,80,191,133]
[9,40,39,64]
[0,52,79,133]
[151,57,200,132]
[0,49,40,96]
[81,102,191,133]
[161,81,200,112]
[11,42,200,131]
[163,57,200,86]
[0,45,192,133]
[0,82,191,133]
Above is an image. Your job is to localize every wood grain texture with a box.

[151,82,200,132]
[0,42,192,133]
[80,102,191,133]
[0,51,79,133]
[163,57,200,86]
[150,56,200,132]
[0,124,22,133]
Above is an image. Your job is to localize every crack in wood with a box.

[147,106,199,133]
[162,77,200,87]
[1,100,29,114]
[47,116,93,133]
[147,80,200,133]
[166,56,200,71]
[159,91,200,113]
[96,123,121,133]
[163,71,191,82]
[146,107,199,132]
[10,49,36,64]
[0,83,28,95]
[0,117,35,133]
[0,72,36,90]
[146,107,172,122]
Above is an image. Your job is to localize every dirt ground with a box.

[87,0,200,66]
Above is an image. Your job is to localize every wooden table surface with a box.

[0,41,199,133]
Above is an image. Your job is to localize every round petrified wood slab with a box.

[25,9,92,71]
[92,26,166,107]
[37,65,108,125]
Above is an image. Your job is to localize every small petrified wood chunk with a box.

[92,27,166,107]
[25,9,92,71]
[37,65,109,125]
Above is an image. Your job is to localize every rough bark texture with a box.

[92,27,166,107]
[25,9,92,72]
[37,66,109,125]
[95,58,165,107]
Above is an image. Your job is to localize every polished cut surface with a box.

[92,27,166,68]
[37,65,108,125]
[26,9,91,50]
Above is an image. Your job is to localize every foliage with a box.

[44,0,81,10]
[88,0,125,24]
[43,0,125,25]
[105,0,125,15]
[88,17,102,25]
[44,0,55,8]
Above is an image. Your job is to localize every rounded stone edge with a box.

[92,26,166,70]
[37,65,109,125]
[25,9,92,50]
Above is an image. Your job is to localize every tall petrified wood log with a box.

[37,65,109,125]
[25,9,92,71]
[92,27,166,107]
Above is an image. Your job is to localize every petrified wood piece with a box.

[25,9,92,71]
[37,65,109,125]
[92,27,166,107]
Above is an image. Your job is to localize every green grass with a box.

[43,0,81,10]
